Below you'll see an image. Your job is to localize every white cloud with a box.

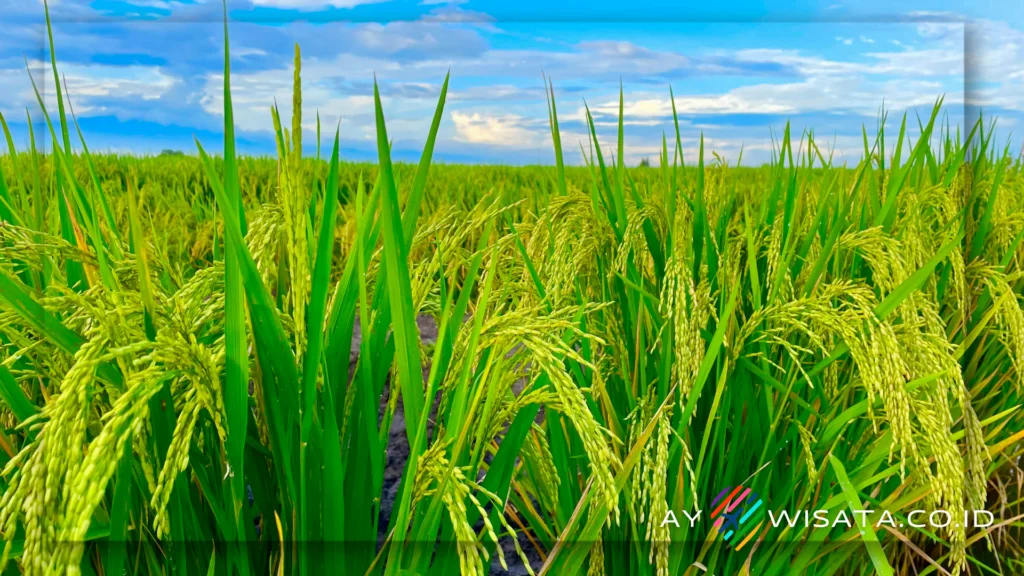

[192,21,972,163]
[450,111,542,147]
[422,6,494,24]
[249,0,388,9]
[1,60,178,117]
[449,84,540,102]
[197,34,700,135]
[736,44,964,78]
[12,4,1006,166]
[578,72,954,122]
[966,21,1024,81]
[347,16,490,57]
[863,47,963,76]
[354,24,432,54]
[201,69,377,134]
[347,39,693,82]
[198,51,459,140]
[735,49,864,76]
[234,47,269,58]
[940,18,1024,112]
[120,0,191,9]
[915,21,963,39]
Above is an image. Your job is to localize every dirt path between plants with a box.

[348,315,543,575]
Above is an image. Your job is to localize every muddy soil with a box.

[349,315,543,575]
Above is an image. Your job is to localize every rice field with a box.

[1,5,1023,576]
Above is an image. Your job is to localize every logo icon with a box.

[709,485,765,551]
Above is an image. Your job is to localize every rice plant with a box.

[0,3,1022,575]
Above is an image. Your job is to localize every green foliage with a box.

[0,4,1023,576]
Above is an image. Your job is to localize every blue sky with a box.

[0,0,1020,165]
